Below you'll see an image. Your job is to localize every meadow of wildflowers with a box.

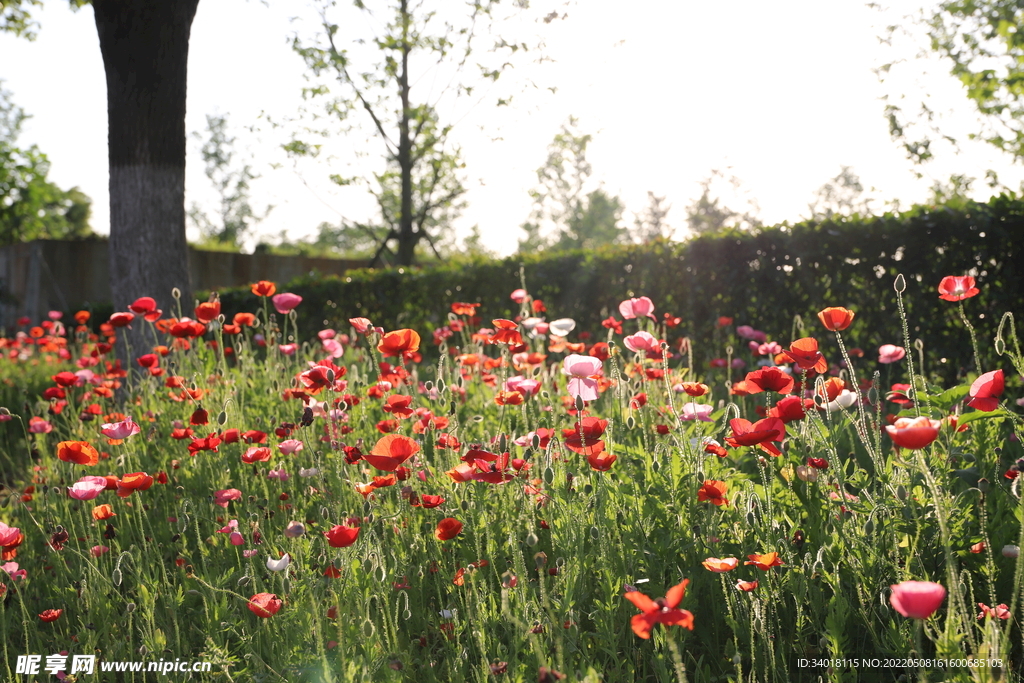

[0,274,1021,682]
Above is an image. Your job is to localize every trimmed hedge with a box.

[218,195,1024,381]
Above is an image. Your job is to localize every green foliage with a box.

[684,168,762,235]
[0,82,94,245]
[220,194,1024,383]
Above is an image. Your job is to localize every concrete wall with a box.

[0,238,368,326]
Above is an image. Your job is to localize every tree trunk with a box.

[93,0,199,359]
[396,0,416,266]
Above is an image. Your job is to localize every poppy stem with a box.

[664,629,689,683]
[958,301,982,374]
[893,277,922,418]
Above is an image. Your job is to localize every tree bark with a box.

[93,0,199,356]
[396,0,416,266]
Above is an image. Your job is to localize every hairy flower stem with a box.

[959,301,982,373]
[894,278,922,418]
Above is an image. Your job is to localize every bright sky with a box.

[2,0,1022,257]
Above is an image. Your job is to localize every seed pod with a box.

[525,533,538,547]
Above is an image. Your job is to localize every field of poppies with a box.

[0,274,1021,682]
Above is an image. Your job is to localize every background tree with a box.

[4,0,199,338]
[291,0,550,267]
[878,1,1024,167]
[805,166,875,220]
[683,168,761,235]
[631,191,672,243]
[188,113,273,250]
[0,82,93,244]
[517,117,628,252]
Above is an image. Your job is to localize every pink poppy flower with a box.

[624,331,659,354]
[213,488,242,508]
[2,562,26,580]
[505,376,540,396]
[967,370,1004,412]
[877,344,906,364]
[736,325,767,343]
[267,468,290,481]
[90,545,110,557]
[68,476,109,501]
[679,403,714,422]
[216,520,238,533]
[101,415,141,440]
[278,439,304,456]
[510,289,529,303]
[977,603,1010,620]
[278,344,298,356]
[28,417,53,434]
[318,329,336,340]
[618,296,655,320]
[562,354,603,402]
[322,338,344,358]
[889,581,946,619]
[272,293,303,314]
[0,522,21,546]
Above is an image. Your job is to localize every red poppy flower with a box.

[768,396,811,423]
[807,457,829,470]
[681,382,709,397]
[169,319,206,338]
[412,494,446,508]
[188,434,222,455]
[241,447,272,464]
[251,281,277,297]
[248,592,282,618]
[364,434,420,471]
[436,433,461,450]
[937,275,979,301]
[108,312,135,328]
[745,552,784,570]
[743,367,794,394]
[324,524,360,548]
[472,452,516,484]
[817,307,855,331]
[967,369,1004,412]
[562,417,608,456]
[586,451,617,471]
[725,417,786,456]
[299,366,333,393]
[601,316,623,334]
[624,579,695,639]
[435,517,463,540]
[382,394,415,418]
[39,609,63,622]
[57,440,99,466]
[378,329,421,357]
[697,480,728,506]
[779,337,828,373]
[116,472,154,498]
[885,416,940,450]
[194,300,221,324]
[488,319,523,346]
[242,430,267,444]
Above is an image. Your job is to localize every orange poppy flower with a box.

[451,302,480,316]
[435,517,463,540]
[697,480,728,506]
[624,579,695,639]
[74,310,91,324]
[736,580,759,592]
[116,472,154,498]
[494,390,524,406]
[233,312,257,327]
[57,441,99,466]
[745,552,784,570]
[488,319,523,346]
[364,434,420,472]
[817,307,855,331]
[251,281,277,297]
[194,300,221,324]
[377,329,421,357]
[817,377,846,402]
[92,504,116,520]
